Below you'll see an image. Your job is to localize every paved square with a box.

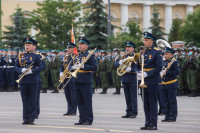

[0,89,200,133]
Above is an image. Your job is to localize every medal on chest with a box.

[149,55,152,59]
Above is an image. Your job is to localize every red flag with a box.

[71,24,77,54]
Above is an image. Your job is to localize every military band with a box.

[0,31,198,130]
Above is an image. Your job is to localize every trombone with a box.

[16,62,34,84]
[57,59,80,91]
[139,54,147,88]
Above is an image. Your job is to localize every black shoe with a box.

[74,122,83,125]
[51,90,59,93]
[140,126,148,130]
[121,115,130,118]
[29,122,35,125]
[83,122,92,125]
[35,116,38,119]
[22,121,29,125]
[158,112,165,116]
[115,92,120,94]
[161,119,168,122]
[68,113,76,116]
[41,90,47,93]
[129,115,136,118]
[63,113,69,116]
[167,119,176,122]
[147,126,157,130]
[99,91,107,94]
[113,92,117,94]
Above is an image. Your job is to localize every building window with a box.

[129,11,141,22]
[173,12,182,19]
[110,11,119,22]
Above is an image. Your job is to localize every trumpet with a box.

[16,62,34,84]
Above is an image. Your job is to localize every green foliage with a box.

[182,7,200,47]
[108,21,143,51]
[28,0,81,50]
[0,7,30,49]
[148,5,165,39]
[83,0,109,49]
[168,18,183,42]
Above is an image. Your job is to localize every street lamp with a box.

[108,0,111,36]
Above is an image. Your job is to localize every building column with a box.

[120,3,129,28]
[143,4,151,32]
[186,4,196,16]
[164,4,173,35]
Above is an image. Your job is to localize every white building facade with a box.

[2,0,200,36]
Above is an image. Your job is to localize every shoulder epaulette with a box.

[20,54,25,57]
[154,48,160,50]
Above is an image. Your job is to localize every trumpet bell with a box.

[71,72,77,78]
[16,80,19,84]
[156,39,171,50]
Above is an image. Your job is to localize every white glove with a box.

[137,72,142,80]
[25,70,32,75]
[9,59,12,63]
[72,65,79,70]
[60,72,63,77]
[160,70,165,76]
[137,72,148,79]
[143,72,148,78]
[81,64,84,69]
[22,68,27,73]
[119,60,123,65]
[126,67,131,72]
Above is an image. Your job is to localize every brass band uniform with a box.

[161,47,180,122]
[15,37,43,125]
[60,42,77,116]
[71,37,97,125]
[137,32,163,130]
[115,41,138,118]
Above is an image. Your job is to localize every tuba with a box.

[117,53,140,76]
[156,39,171,51]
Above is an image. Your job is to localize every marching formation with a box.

[0,31,200,130]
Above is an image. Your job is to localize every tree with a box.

[182,7,200,47]
[148,5,165,39]
[28,0,81,50]
[83,0,109,49]
[108,21,143,50]
[1,7,30,49]
[168,18,183,42]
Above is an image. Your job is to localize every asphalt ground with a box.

[0,89,200,133]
